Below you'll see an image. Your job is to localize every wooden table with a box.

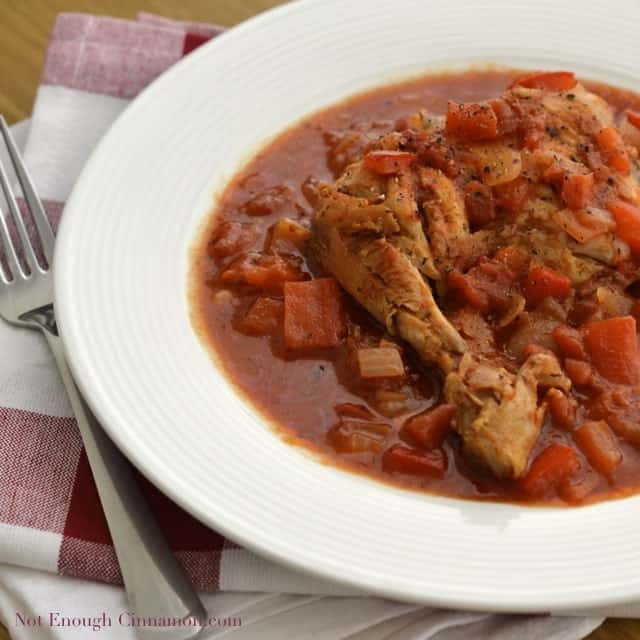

[0,2,635,639]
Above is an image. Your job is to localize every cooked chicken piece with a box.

[445,353,571,478]
[311,197,466,372]
[418,167,469,272]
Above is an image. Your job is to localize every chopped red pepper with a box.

[403,404,456,450]
[582,316,640,384]
[382,444,447,477]
[522,266,572,307]
[512,71,577,91]
[626,109,640,130]
[561,172,594,210]
[363,150,416,175]
[608,200,640,254]
[521,443,578,497]
[594,127,630,174]
[445,101,499,141]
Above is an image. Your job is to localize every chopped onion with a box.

[357,348,404,379]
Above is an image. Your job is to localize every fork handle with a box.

[43,330,207,639]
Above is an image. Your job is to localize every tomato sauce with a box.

[192,69,640,505]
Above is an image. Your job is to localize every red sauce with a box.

[192,69,640,505]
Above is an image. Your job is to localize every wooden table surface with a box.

[0,2,636,639]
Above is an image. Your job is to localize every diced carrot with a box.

[582,316,640,384]
[363,150,416,175]
[334,403,376,420]
[627,109,640,130]
[561,172,594,210]
[607,200,640,254]
[546,389,577,430]
[403,404,456,450]
[356,348,404,379]
[512,71,577,91]
[594,127,630,174]
[283,278,345,350]
[522,266,572,307]
[552,325,588,360]
[382,444,447,477]
[327,421,391,454]
[574,421,622,476]
[493,176,531,214]
[464,180,495,227]
[221,252,305,291]
[521,443,578,497]
[564,358,593,386]
[238,297,283,335]
[445,101,499,141]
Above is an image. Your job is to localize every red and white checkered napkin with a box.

[0,11,606,639]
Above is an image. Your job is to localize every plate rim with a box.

[54,0,640,611]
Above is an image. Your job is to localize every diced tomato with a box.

[238,297,283,335]
[382,444,447,477]
[363,150,416,175]
[493,176,531,214]
[489,98,519,135]
[208,221,257,260]
[546,389,577,430]
[574,421,622,476]
[512,71,577,91]
[591,385,640,445]
[594,127,630,174]
[241,185,294,216]
[327,421,391,454]
[283,278,345,350]
[221,252,305,291]
[403,404,456,450]
[552,325,588,360]
[627,109,640,130]
[559,467,600,504]
[445,101,499,141]
[582,316,640,384]
[448,257,518,313]
[607,200,640,254]
[335,403,376,420]
[521,443,578,497]
[522,266,572,307]
[561,172,594,210]
[564,358,594,386]
[464,180,495,227]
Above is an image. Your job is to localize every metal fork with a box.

[0,116,207,639]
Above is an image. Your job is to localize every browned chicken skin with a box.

[311,75,640,479]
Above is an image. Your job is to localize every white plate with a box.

[55,0,640,611]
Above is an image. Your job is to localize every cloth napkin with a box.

[0,10,608,639]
